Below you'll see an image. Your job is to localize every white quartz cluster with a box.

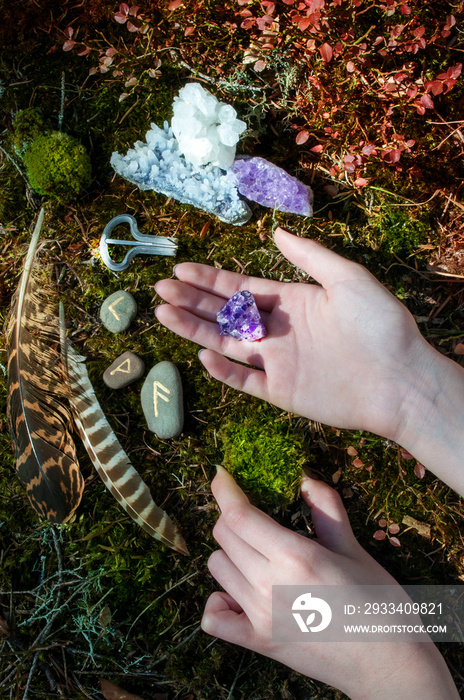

[171,83,247,170]
[110,121,251,225]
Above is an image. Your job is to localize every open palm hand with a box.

[155,228,432,441]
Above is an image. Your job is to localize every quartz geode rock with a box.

[110,122,252,226]
[217,290,267,342]
[229,156,313,216]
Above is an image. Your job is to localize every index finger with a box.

[172,262,284,313]
[212,465,300,560]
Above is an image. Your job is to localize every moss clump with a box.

[375,207,430,256]
[219,410,310,509]
[22,131,92,197]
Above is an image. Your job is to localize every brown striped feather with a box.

[5,209,84,523]
[63,333,188,555]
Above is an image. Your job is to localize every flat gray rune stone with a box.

[100,290,137,333]
[141,361,183,439]
[103,351,145,389]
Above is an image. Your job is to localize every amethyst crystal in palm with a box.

[217,290,267,342]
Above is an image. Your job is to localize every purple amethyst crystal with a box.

[217,290,267,342]
[229,156,313,216]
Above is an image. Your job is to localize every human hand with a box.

[154,227,433,443]
[201,466,459,700]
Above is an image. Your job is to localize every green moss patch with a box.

[23,131,92,198]
[219,408,311,509]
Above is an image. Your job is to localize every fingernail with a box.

[173,264,179,276]
[300,472,313,494]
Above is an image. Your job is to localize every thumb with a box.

[274,227,368,289]
[300,475,359,555]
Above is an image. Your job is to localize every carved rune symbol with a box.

[108,295,125,320]
[152,381,171,417]
[110,358,131,376]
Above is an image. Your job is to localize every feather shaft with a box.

[6,209,84,522]
[63,335,188,555]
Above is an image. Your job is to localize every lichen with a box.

[12,107,46,157]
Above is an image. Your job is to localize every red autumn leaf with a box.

[400,4,411,15]
[63,39,75,51]
[388,523,400,535]
[448,63,462,79]
[319,42,333,62]
[241,18,255,29]
[420,93,434,109]
[443,78,456,93]
[346,60,355,73]
[412,25,425,37]
[114,11,128,23]
[254,59,266,72]
[373,530,387,540]
[347,446,358,457]
[311,144,323,153]
[383,148,402,163]
[184,26,195,36]
[296,130,310,145]
[389,537,401,547]
[168,0,183,9]
[256,15,274,30]
[129,5,141,16]
[77,46,91,56]
[308,0,325,9]
[378,518,387,528]
[414,463,426,479]
[361,143,377,156]
[425,80,443,95]
[119,2,130,12]
[444,14,456,30]
[298,18,312,31]
[64,26,74,38]
[262,0,275,10]
[126,20,140,31]
[400,449,414,460]
[352,458,364,469]
[354,177,368,187]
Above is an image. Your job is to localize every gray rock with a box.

[100,290,137,333]
[141,361,183,439]
[103,351,145,389]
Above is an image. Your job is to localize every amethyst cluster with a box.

[217,290,267,342]
[229,156,313,217]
